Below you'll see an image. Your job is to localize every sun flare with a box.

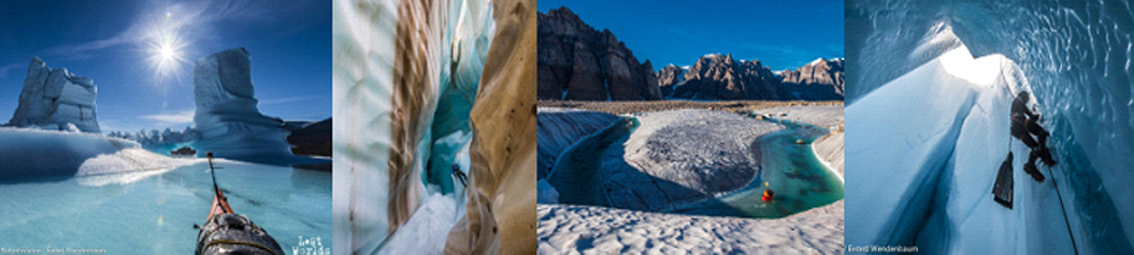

[159,43,175,61]
[144,10,189,81]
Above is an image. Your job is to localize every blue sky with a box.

[0,0,330,133]
[541,0,844,70]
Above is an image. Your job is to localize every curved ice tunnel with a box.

[332,0,495,253]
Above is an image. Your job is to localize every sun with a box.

[144,11,188,80]
[159,43,176,61]
[146,34,185,79]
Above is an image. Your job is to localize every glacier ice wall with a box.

[6,58,100,133]
[426,0,495,195]
[849,1,1134,251]
[535,108,620,179]
[443,0,536,252]
[332,0,497,253]
[332,0,401,251]
[846,45,1084,254]
[192,48,294,163]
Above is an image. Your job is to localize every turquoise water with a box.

[0,161,331,253]
[547,111,843,219]
[671,117,845,218]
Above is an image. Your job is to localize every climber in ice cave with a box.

[1009,91,1056,183]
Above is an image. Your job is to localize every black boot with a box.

[1024,155,1045,183]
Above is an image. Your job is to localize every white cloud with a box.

[44,0,282,58]
[0,62,23,78]
[259,95,318,105]
[141,110,195,125]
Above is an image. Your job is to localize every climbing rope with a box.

[999,63,1077,254]
[1048,163,1079,255]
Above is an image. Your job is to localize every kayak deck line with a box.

[194,152,285,255]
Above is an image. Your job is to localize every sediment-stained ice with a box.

[332,0,506,253]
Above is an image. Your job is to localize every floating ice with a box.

[0,128,132,180]
[6,58,100,133]
[192,48,294,163]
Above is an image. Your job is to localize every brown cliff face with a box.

[538,7,662,101]
[445,0,538,253]
[656,64,685,97]
[780,58,845,100]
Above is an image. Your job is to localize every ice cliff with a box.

[334,0,536,254]
[535,108,620,179]
[6,57,100,133]
[846,45,1081,254]
[192,48,294,163]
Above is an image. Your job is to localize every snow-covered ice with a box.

[537,105,846,253]
[545,109,786,212]
[543,108,843,217]
[538,201,844,254]
[0,128,162,180]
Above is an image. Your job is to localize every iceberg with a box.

[192,48,294,163]
[6,57,100,133]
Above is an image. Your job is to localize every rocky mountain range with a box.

[538,6,843,101]
[660,56,845,100]
[779,58,845,100]
[538,7,662,101]
[658,54,784,100]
